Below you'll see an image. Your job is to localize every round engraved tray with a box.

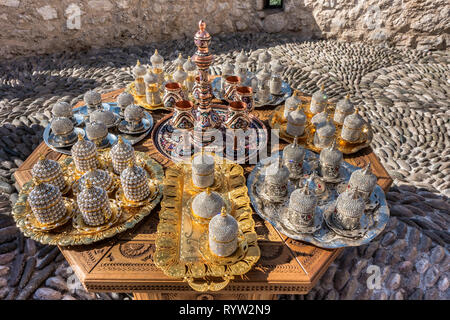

[43,102,154,155]
[247,151,390,249]
[211,75,292,107]
[11,151,164,246]
[154,155,260,292]
[269,102,373,155]
[151,105,268,163]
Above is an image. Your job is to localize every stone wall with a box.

[0,0,448,59]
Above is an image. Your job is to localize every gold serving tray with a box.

[12,151,164,246]
[154,155,260,292]
[269,103,373,155]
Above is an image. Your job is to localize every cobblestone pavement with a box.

[0,33,448,300]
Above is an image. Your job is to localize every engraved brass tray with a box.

[247,151,390,248]
[154,155,260,292]
[12,151,164,246]
[269,103,373,155]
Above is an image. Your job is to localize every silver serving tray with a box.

[44,102,153,155]
[247,151,390,248]
[211,75,292,108]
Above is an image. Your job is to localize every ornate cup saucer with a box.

[72,200,122,234]
[118,117,152,135]
[198,232,249,266]
[48,128,85,148]
[323,204,370,239]
[280,206,324,235]
[26,198,76,232]
[115,180,159,208]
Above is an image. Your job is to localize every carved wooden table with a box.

[14,89,393,300]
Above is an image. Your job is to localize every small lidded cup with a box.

[314,120,335,149]
[286,106,306,137]
[84,90,102,114]
[284,92,302,119]
[334,94,354,125]
[51,102,74,124]
[89,109,117,129]
[192,151,215,189]
[85,121,108,147]
[209,207,239,257]
[50,117,76,145]
[77,179,112,226]
[120,161,151,203]
[71,133,100,173]
[287,183,317,230]
[110,136,135,175]
[341,108,364,143]
[309,85,328,115]
[31,154,67,193]
[191,188,224,224]
[28,178,67,225]
[116,92,135,118]
[124,104,145,132]
[263,157,290,202]
[78,169,115,195]
[319,141,343,180]
[347,162,377,201]
[335,188,365,230]
[283,137,306,179]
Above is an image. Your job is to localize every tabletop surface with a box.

[14,88,393,295]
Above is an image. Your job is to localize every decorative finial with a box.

[329,140,336,150]
[118,135,123,144]
[32,176,41,186]
[136,60,141,66]
[128,159,134,168]
[206,187,211,195]
[177,64,183,71]
[293,136,299,147]
[154,49,158,55]
[354,107,359,114]
[199,20,206,31]
[85,177,93,189]
[302,182,310,195]
[220,206,227,217]
[363,161,372,174]
[345,93,350,100]
[77,133,84,141]
[39,153,45,161]
[320,84,325,91]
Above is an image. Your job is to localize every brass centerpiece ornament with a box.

[154,153,259,292]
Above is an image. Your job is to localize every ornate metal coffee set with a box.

[14,21,388,291]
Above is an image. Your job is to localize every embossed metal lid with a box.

[336,188,365,218]
[150,49,164,65]
[236,50,248,63]
[183,56,197,72]
[192,188,224,219]
[319,141,343,166]
[174,53,186,67]
[173,65,188,83]
[258,51,271,63]
[83,90,102,106]
[256,66,271,81]
[312,85,328,104]
[287,106,306,125]
[117,92,134,107]
[51,102,72,118]
[270,59,283,73]
[120,162,147,187]
[316,120,336,138]
[79,169,113,192]
[124,104,144,122]
[266,157,290,182]
[28,178,61,209]
[343,108,364,129]
[32,154,62,181]
[51,117,74,136]
[85,121,108,141]
[110,136,134,162]
[289,183,317,214]
[132,60,147,77]
[311,110,329,126]
[349,162,377,192]
[192,152,214,174]
[143,70,158,84]
[77,178,108,212]
[71,133,97,160]
[285,92,302,109]
[336,94,354,114]
[89,109,116,127]
[221,61,234,76]
[283,137,306,162]
[209,207,239,243]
